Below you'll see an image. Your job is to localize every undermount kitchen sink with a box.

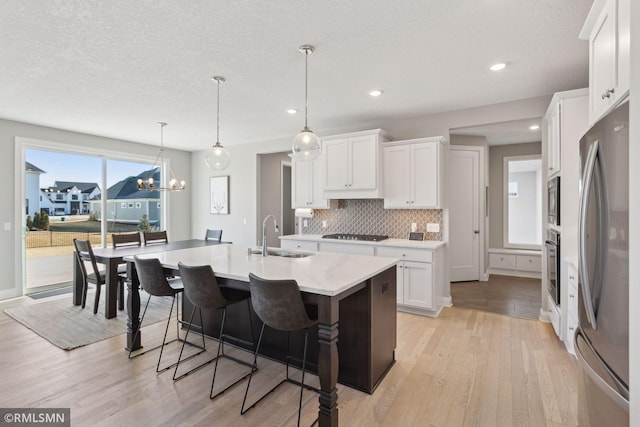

[250,248,314,258]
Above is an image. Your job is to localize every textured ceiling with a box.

[0,0,592,151]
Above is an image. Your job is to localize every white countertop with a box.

[280,234,446,250]
[129,244,398,297]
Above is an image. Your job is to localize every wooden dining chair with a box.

[111,232,142,309]
[112,232,142,248]
[204,229,223,242]
[143,230,168,245]
[73,239,125,314]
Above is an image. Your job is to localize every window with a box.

[56,194,63,201]
[503,155,542,249]
[128,203,134,208]
[135,202,141,209]
[157,202,161,208]
[121,202,127,208]
[71,195,78,200]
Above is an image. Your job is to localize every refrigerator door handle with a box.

[579,140,599,329]
[575,330,629,408]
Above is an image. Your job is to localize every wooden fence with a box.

[26,231,114,248]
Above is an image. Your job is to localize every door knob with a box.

[474,230,480,234]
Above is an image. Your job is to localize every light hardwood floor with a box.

[0,296,578,426]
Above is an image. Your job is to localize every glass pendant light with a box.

[292,45,321,161]
[205,76,231,171]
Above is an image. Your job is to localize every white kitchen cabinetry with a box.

[375,245,443,317]
[488,249,541,278]
[579,0,630,124]
[280,240,318,252]
[542,90,588,352]
[318,241,375,256]
[383,137,446,209]
[547,102,561,176]
[291,156,334,209]
[323,129,390,199]
[544,89,589,179]
[279,235,447,317]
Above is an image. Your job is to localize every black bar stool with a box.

[175,262,257,400]
[129,256,205,372]
[241,273,320,427]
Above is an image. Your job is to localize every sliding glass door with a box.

[21,146,159,293]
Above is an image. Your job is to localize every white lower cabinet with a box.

[318,242,375,256]
[280,240,318,252]
[377,245,442,316]
[399,261,433,309]
[279,236,446,317]
[488,249,541,278]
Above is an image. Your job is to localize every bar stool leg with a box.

[241,323,266,415]
[298,329,309,427]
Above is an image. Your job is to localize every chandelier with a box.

[137,122,186,191]
[291,45,321,161]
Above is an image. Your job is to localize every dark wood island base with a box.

[181,266,397,394]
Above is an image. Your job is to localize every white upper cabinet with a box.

[547,102,561,177]
[323,129,390,199]
[292,155,333,209]
[383,137,446,209]
[579,0,630,124]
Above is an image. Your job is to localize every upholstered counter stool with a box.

[176,262,257,400]
[129,256,205,372]
[241,273,320,427]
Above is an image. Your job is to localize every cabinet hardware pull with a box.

[601,88,615,99]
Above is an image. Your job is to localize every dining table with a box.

[72,239,220,319]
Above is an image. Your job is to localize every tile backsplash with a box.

[301,199,443,240]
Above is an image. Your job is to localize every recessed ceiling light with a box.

[287,109,297,114]
[490,63,507,71]
[529,124,540,130]
[369,90,383,97]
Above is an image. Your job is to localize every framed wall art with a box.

[210,176,229,214]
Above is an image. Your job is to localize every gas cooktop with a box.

[322,233,389,242]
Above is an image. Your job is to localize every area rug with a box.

[4,291,173,350]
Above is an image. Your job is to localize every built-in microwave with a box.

[548,176,560,226]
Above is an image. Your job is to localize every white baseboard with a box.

[442,296,452,307]
[539,307,550,323]
[488,268,541,279]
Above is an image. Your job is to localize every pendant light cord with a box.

[304,49,309,130]
[216,79,221,144]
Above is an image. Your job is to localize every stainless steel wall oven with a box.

[548,176,560,226]
[545,229,560,306]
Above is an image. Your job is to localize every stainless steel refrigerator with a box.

[576,99,629,426]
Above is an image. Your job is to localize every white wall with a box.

[0,118,191,296]
[628,1,639,424]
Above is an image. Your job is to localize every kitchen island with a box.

[128,243,398,427]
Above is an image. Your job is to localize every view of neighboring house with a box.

[89,168,161,225]
[25,161,45,217]
[41,181,101,215]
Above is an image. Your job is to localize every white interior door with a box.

[449,148,480,281]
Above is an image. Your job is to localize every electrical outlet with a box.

[426,223,440,233]
[303,219,308,228]
[322,220,327,228]
[243,218,247,225]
